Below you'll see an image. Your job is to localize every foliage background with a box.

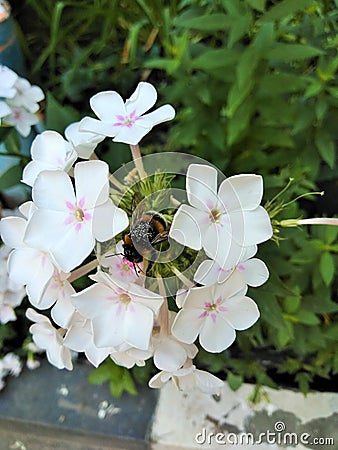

[1,0,337,396]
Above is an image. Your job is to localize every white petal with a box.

[50,282,76,328]
[51,223,95,272]
[169,204,209,250]
[8,248,53,286]
[239,258,269,287]
[92,200,128,242]
[71,283,116,319]
[22,161,57,187]
[199,316,236,353]
[235,207,272,246]
[194,259,225,285]
[125,82,157,116]
[148,371,166,389]
[186,164,218,212]
[218,174,263,211]
[74,160,109,208]
[32,170,75,211]
[0,217,26,248]
[221,295,260,330]
[124,302,153,350]
[195,369,224,394]
[171,309,204,344]
[90,91,126,121]
[30,131,70,165]
[213,270,247,300]
[65,121,104,159]
[137,104,175,128]
[112,124,151,145]
[79,116,119,137]
[24,210,68,252]
[154,339,187,372]
[92,310,124,348]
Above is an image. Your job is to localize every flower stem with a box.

[68,259,98,283]
[156,275,169,337]
[129,144,147,179]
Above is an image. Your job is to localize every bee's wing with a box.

[151,231,168,245]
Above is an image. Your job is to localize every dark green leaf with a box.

[266,44,324,62]
[46,92,80,133]
[0,164,23,190]
[175,13,232,31]
[227,372,243,391]
[246,0,266,12]
[319,252,335,286]
[315,130,335,168]
[258,0,313,23]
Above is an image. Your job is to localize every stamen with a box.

[210,208,222,223]
[119,293,132,304]
[75,208,84,222]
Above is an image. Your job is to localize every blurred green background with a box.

[1,0,337,396]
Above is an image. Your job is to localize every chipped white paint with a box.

[151,382,338,450]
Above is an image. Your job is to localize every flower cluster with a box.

[0,65,44,137]
[0,81,273,395]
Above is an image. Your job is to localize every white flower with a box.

[2,105,39,137]
[0,100,12,119]
[26,308,73,370]
[169,164,272,270]
[24,160,129,272]
[149,365,224,395]
[79,82,175,145]
[171,271,259,353]
[64,313,113,367]
[0,206,56,307]
[110,343,152,369]
[0,65,17,99]
[10,76,44,113]
[1,352,22,376]
[71,271,163,350]
[0,245,25,324]
[65,121,105,159]
[194,245,269,287]
[22,130,77,187]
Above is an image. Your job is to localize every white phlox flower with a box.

[2,106,39,137]
[0,65,17,99]
[194,245,269,287]
[171,271,259,353]
[22,130,77,186]
[26,308,73,370]
[79,82,175,145]
[151,311,198,372]
[24,160,129,272]
[9,76,44,113]
[71,271,163,350]
[63,313,113,367]
[65,121,105,159]
[149,364,224,395]
[0,203,56,308]
[109,343,153,369]
[0,352,22,377]
[169,164,272,270]
[0,244,25,324]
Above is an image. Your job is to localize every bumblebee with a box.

[122,210,168,268]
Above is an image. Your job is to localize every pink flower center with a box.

[199,296,226,323]
[114,110,140,128]
[64,197,91,232]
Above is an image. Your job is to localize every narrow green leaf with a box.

[246,0,266,12]
[190,48,239,70]
[88,360,113,384]
[295,372,311,395]
[319,252,335,286]
[258,0,312,23]
[266,44,324,61]
[227,98,255,145]
[175,13,232,32]
[283,296,301,314]
[295,310,320,325]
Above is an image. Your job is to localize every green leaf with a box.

[227,372,243,391]
[266,44,324,62]
[88,360,114,384]
[110,378,124,398]
[283,296,301,314]
[122,369,138,396]
[295,372,311,395]
[295,310,320,325]
[228,12,252,48]
[0,164,23,190]
[319,252,335,286]
[227,98,255,145]
[258,0,313,23]
[246,0,266,12]
[190,48,239,70]
[315,130,335,168]
[237,46,259,89]
[175,13,232,31]
[46,92,80,133]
